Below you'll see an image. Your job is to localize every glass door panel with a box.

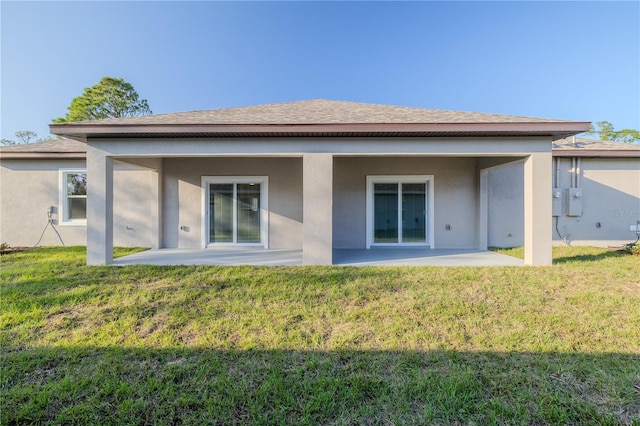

[373,183,398,243]
[370,179,429,246]
[210,184,234,243]
[236,183,261,243]
[401,183,426,243]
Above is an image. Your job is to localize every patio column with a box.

[303,153,333,265]
[524,152,552,266]
[86,146,114,265]
[149,160,163,250]
[477,168,488,250]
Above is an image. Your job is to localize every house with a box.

[488,137,640,247]
[1,100,592,266]
[0,138,158,249]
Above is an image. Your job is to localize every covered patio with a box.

[113,247,523,267]
[49,100,590,267]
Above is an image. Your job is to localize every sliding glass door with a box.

[204,177,268,246]
[367,176,433,247]
[236,183,262,243]
[401,183,427,243]
[209,183,233,243]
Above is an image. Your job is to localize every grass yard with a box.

[1,246,639,425]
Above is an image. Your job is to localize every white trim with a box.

[201,176,269,248]
[58,168,87,226]
[366,175,435,249]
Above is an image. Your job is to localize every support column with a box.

[149,160,163,250]
[86,146,114,265]
[303,154,333,265]
[478,168,488,250]
[524,152,552,266]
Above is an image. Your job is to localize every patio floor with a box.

[113,247,523,267]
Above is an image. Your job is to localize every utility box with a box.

[552,189,562,216]
[567,188,583,217]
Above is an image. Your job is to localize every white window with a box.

[366,175,435,248]
[59,169,87,225]
[201,176,268,247]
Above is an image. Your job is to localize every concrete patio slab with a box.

[113,247,523,267]
[113,248,302,266]
[334,249,523,266]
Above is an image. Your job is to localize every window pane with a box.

[68,198,86,220]
[67,173,87,196]
[210,184,233,243]
[237,183,261,243]
[402,183,426,243]
[374,183,398,243]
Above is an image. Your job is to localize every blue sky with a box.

[1,1,638,141]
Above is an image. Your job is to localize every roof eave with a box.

[50,122,591,141]
[0,152,87,159]
[5,148,638,160]
[552,149,640,158]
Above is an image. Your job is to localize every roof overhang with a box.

[5,148,637,160]
[0,152,86,160]
[49,122,591,142]
[552,150,640,158]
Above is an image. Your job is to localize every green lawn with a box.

[1,246,639,425]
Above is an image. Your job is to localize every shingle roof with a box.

[65,99,571,126]
[0,138,86,159]
[552,137,640,157]
[0,138,85,152]
[49,99,589,141]
[553,136,640,151]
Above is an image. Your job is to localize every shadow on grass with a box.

[2,346,638,425]
[553,250,628,264]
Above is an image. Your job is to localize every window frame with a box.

[59,168,87,226]
[201,176,269,248]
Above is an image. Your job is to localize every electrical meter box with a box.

[567,188,583,217]
[552,190,562,216]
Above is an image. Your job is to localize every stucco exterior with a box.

[488,156,640,247]
[334,156,481,249]
[2,100,591,265]
[487,161,525,248]
[78,136,556,265]
[0,159,156,248]
[161,157,302,249]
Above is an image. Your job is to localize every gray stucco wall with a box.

[0,159,155,248]
[555,157,640,245]
[162,156,484,250]
[487,161,525,248]
[161,157,303,249]
[488,157,640,247]
[333,157,480,249]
